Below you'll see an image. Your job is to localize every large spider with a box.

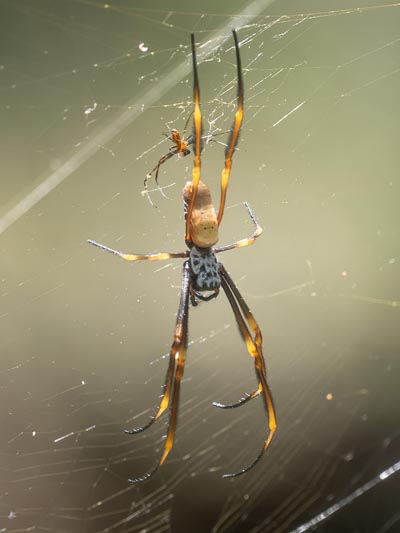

[88,30,277,482]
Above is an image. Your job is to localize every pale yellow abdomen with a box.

[183,180,219,248]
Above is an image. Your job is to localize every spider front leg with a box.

[214,202,263,255]
[128,262,191,483]
[87,239,188,262]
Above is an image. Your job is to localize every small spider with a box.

[144,113,192,189]
[144,113,227,205]
[88,30,277,482]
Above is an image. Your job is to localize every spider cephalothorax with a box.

[88,30,276,483]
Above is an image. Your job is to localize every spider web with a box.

[1,1,400,532]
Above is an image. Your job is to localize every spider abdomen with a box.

[189,246,220,290]
[183,180,219,248]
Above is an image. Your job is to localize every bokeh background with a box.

[1,1,399,532]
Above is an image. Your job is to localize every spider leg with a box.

[185,131,228,153]
[128,262,191,483]
[185,33,203,243]
[218,264,277,478]
[214,202,263,255]
[182,110,194,137]
[87,239,189,261]
[217,29,244,226]
[213,202,264,408]
[212,244,263,408]
[124,350,176,434]
[145,148,179,192]
[212,384,262,409]
[154,149,181,187]
[190,287,219,307]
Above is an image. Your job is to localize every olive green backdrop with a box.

[1,1,399,532]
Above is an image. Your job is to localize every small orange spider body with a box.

[170,129,189,155]
[183,180,219,248]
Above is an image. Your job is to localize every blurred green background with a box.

[1,1,399,532]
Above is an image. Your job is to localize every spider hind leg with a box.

[217,263,277,478]
[212,384,262,409]
[127,262,191,483]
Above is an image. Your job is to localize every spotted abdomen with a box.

[189,247,220,291]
